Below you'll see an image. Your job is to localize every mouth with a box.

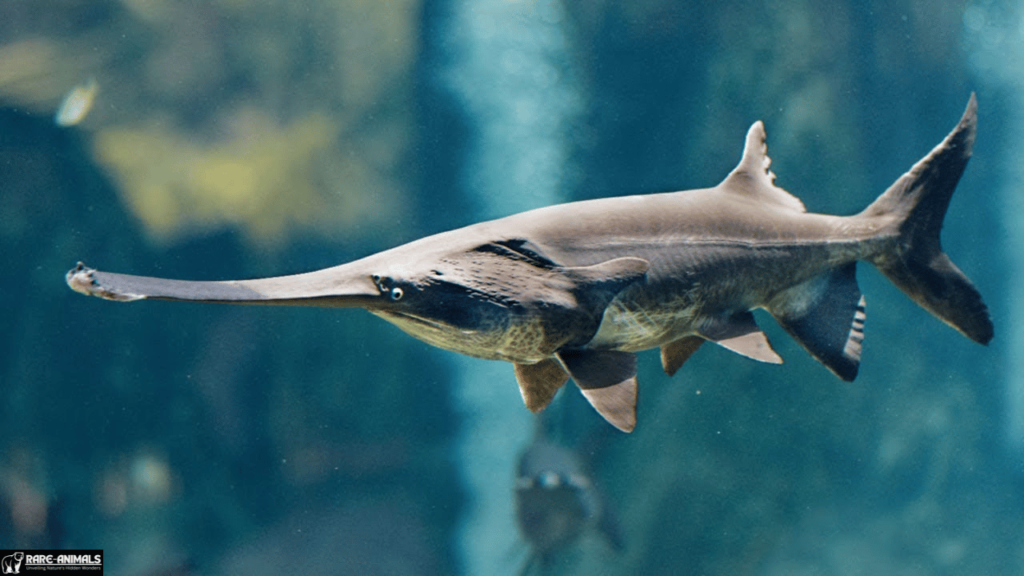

[375,309,447,330]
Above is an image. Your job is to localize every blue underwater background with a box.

[1,1,1023,574]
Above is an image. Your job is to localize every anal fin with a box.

[699,311,783,364]
[769,263,864,381]
[514,359,569,412]
[660,336,704,376]
[556,349,638,433]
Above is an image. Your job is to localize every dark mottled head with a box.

[357,238,648,363]
[366,239,585,362]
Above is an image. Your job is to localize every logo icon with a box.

[1,552,23,575]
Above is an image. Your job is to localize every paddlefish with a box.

[66,95,991,432]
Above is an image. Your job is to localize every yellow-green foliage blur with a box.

[0,0,419,247]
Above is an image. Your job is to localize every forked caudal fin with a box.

[861,93,993,345]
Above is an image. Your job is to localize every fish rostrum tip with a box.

[65,262,144,302]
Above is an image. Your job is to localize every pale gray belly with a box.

[585,289,702,352]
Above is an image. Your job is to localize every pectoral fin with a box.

[556,349,638,433]
[699,311,783,364]
[514,359,569,412]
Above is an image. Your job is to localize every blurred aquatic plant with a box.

[0,37,106,115]
[0,0,421,248]
[92,108,402,245]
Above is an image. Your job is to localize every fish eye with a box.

[391,287,404,301]
[537,471,561,488]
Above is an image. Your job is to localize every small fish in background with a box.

[54,77,99,127]
[514,417,623,575]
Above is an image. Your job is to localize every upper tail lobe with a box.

[860,94,992,344]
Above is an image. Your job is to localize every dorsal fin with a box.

[720,121,806,212]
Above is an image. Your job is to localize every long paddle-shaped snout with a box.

[66,260,386,309]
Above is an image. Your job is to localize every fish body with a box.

[514,438,622,575]
[66,95,991,432]
[54,77,99,127]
